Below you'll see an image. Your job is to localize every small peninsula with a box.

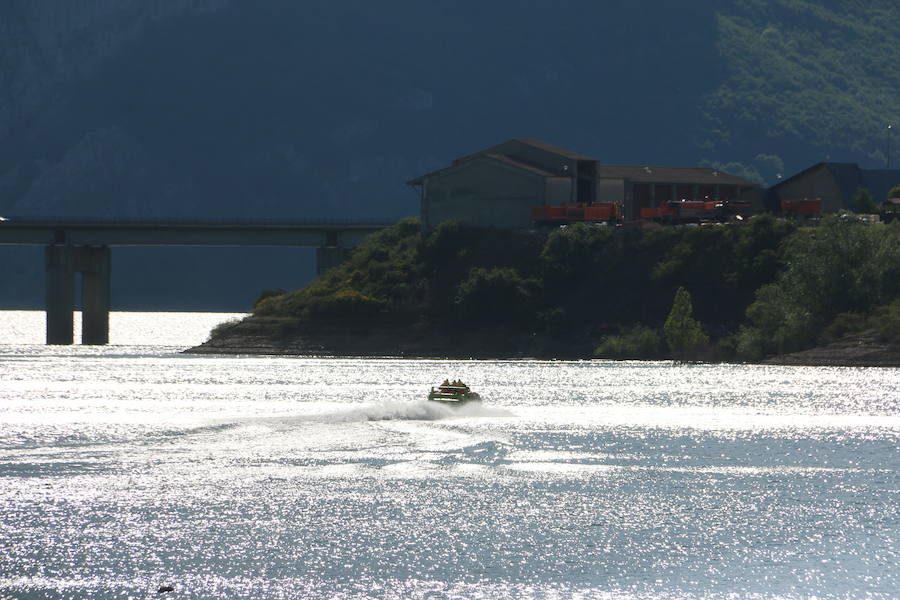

[187,216,900,366]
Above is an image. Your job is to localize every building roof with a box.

[451,138,597,166]
[482,153,559,177]
[510,138,597,161]
[773,162,900,201]
[409,139,761,187]
[406,151,559,185]
[598,165,758,186]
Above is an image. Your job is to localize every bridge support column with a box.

[316,246,349,276]
[46,245,75,345]
[77,246,111,345]
[45,245,111,345]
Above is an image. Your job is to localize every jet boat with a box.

[428,380,481,405]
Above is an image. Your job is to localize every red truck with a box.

[640,200,753,223]
[532,202,620,224]
[780,198,822,217]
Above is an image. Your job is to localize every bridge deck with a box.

[0,218,393,247]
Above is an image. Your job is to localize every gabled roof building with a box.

[408,139,759,229]
[768,162,900,214]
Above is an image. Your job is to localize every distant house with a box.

[407,139,759,229]
[769,162,900,214]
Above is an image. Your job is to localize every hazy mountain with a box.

[1,0,897,310]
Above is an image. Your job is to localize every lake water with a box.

[0,312,897,599]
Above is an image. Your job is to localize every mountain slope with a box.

[701,0,900,181]
[0,0,897,309]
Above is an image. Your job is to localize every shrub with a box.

[821,298,900,345]
[253,288,286,309]
[820,311,867,344]
[208,318,242,341]
[870,298,900,344]
[305,288,386,317]
[852,188,879,214]
[253,293,285,315]
[594,325,665,359]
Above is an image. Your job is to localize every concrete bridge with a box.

[0,217,391,345]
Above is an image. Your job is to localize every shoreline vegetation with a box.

[187,216,900,367]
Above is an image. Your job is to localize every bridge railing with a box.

[0,215,399,227]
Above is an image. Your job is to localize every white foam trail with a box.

[292,400,513,423]
[353,400,456,421]
[174,401,514,440]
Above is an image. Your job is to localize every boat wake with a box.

[317,400,512,423]
[121,401,514,444]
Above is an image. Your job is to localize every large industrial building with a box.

[767,162,900,214]
[407,139,760,229]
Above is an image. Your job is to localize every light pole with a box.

[889,124,893,169]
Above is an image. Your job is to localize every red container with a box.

[548,206,567,219]
[532,206,550,220]
[783,198,822,215]
[585,203,617,220]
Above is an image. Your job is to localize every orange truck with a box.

[780,198,822,216]
[532,202,619,224]
[640,200,754,223]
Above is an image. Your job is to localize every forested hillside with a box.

[1,0,897,309]
[700,0,900,182]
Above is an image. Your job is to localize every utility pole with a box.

[889,124,893,169]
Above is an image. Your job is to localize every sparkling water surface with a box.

[0,312,897,599]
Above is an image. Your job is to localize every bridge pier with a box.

[79,246,111,345]
[45,245,111,345]
[316,246,349,276]
[46,245,75,345]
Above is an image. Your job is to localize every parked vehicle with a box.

[640,200,753,223]
[532,202,620,225]
[780,198,822,217]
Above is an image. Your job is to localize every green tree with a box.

[736,218,900,359]
[663,287,709,360]
[889,185,900,199]
[594,325,665,359]
[454,267,534,327]
[852,188,878,214]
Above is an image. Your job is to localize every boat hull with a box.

[427,392,481,405]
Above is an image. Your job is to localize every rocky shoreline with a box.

[761,332,900,368]
[185,318,900,367]
[185,317,591,359]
